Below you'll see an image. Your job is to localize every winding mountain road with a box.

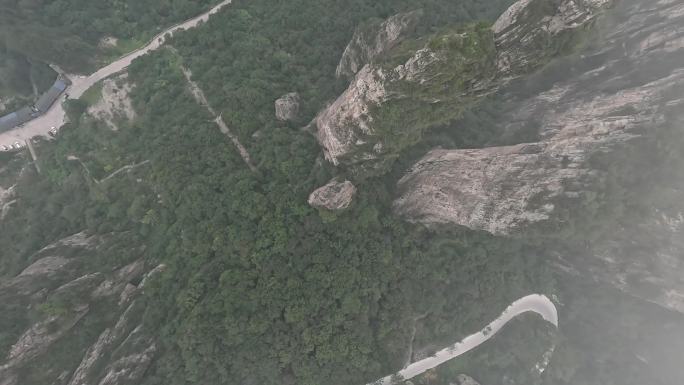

[0,0,233,149]
[369,294,558,385]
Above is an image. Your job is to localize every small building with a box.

[34,78,69,113]
[0,107,34,133]
[0,76,70,132]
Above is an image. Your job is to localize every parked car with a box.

[13,142,22,149]
[1,145,9,151]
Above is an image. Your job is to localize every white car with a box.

[13,142,22,149]
[1,145,8,151]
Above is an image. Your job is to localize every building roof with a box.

[0,76,68,132]
[54,79,68,92]
[0,107,34,133]
[35,79,67,113]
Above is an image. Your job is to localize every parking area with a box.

[0,96,68,152]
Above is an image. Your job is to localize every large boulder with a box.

[274,92,300,122]
[317,24,496,173]
[336,10,422,80]
[454,374,481,385]
[316,65,389,167]
[308,179,357,211]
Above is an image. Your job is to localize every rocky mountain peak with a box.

[493,0,611,76]
[315,0,608,175]
[336,10,422,79]
[275,92,301,122]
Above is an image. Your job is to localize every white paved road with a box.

[369,294,558,385]
[0,0,233,150]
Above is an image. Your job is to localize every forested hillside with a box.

[0,0,216,72]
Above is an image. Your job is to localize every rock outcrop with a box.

[316,0,608,174]
[87,74,136,131]
[0,183,15,221]
[317,23,497,171]
[0,231,160,385]
[493,0,610,76]
[454,374,481,385]
[395,0,684,318]
[316,65,390,167]
[0,158,23,223]
[275,92,300,122]
[308,179,357,211]
[336,10,422,79]
[394,0,684,235]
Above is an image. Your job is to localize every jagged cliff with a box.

[87,74,137,131]
[394,71,684,234]
[315,0,608,175]
[394,0,684,314]
[335,10,422,80]
[0,232,162,385]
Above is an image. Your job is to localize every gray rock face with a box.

[454,374,481,385]
[308,179,357,211]
[394,0,684,235]
[396,0,684,316]
[274,92,300,122]
[0,159,23,222]
[0,232,159,385]
[336,10,422,79]
[493,0,611,76]
[316,0,606,173]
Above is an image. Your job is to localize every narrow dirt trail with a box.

[98,160,150,183]
[178,64,258,173]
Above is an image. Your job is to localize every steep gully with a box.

[369,294,558,385]
[0,0,234,149]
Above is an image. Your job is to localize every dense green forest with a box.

[0,0,216,75]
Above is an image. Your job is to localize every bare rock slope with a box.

[87,74,136,131]
[394,0,684,235]
[316,0,608,173]
[336,10,422,79]
[275,92,300,122]
[0,232,162,385]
